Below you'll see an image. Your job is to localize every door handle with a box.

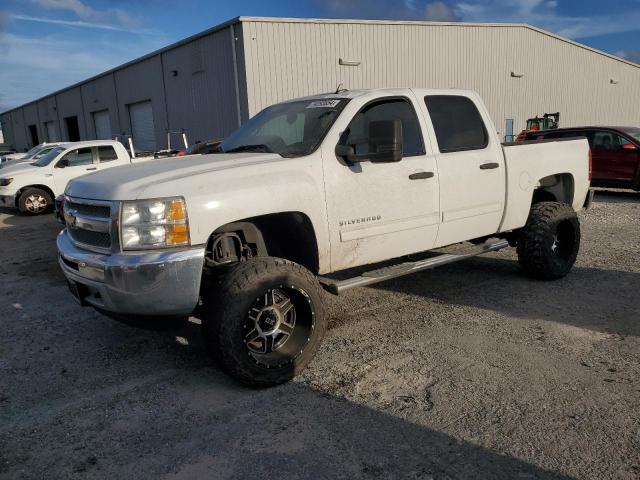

[479,162,499,170]
[409,171,434,180]
[86,167,97,171]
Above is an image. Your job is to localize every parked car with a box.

[0,148,17,160]
[0,143,60,165]
[0,140,155,214]
[57,88,591,387]
[525,126,640,190]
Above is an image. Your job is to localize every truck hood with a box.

[65,152,288,200]
[0,161,39,175]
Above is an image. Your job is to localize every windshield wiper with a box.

[224,144,275,154]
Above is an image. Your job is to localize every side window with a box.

[593,131,629,151]
[61,148,93,167]
[425,95,488,153]
[344,99,425,157]
[98,146,118,162]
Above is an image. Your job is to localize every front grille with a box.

[65,197,115,252]
[65,201,110,218]
[68,228,112,249]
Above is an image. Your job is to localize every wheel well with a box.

[532,173,574,205]
[15,184,55,207]
[206,212,320,274]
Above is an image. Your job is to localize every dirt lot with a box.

[1,190,639,480]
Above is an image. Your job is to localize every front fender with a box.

[173,159,330,273]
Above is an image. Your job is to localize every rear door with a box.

[420,94,505,247]
[95,145,124,170]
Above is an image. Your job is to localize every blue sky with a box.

[0,0,639,112]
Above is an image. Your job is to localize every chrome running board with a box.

[319,239,510,295]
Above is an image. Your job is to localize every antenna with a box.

[335,83,348,94]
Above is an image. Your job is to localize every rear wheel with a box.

[18,188,52,215]
[517,202,580,280]
[202,257,327,388]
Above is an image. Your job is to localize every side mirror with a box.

[56,158,69,168]
[335,119,403,163]
[621,143,637,151]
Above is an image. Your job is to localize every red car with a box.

[526,126,640,190]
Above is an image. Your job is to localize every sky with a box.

[0,0,639,112]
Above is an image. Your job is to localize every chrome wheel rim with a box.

[25,194,47,213]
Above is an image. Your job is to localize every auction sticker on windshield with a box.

[307,100,341,108]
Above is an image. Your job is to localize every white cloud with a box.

[317,0,640,39]
[11,14,142,32]
[31,0,93,18]
[29,0,139,29]
[0,32,165,110]
[424,2,459,21]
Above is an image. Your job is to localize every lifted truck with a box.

[57,89,591,387]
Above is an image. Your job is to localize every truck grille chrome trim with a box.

[64,196,119,253]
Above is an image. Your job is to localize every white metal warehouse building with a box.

[2,16,639,152]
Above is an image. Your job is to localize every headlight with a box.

[0,178,13,186]
[120,197,190,250]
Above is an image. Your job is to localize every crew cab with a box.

[0,140,149,214]
[525,126,640,190]
[57,88,591,387]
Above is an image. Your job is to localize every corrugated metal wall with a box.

[2,18,639,151]
[162,25,242,144]
[240,19,640,139]
[0,23,242,151]
[81,73,121,141]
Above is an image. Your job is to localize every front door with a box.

[421,94,505,247]
[53,147,97,195]
[322,96,440,271]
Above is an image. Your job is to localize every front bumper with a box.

[57,229,205,316]
[0,193,16,208]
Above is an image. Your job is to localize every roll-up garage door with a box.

[45,121,56,142]
[128,101,155,152]
[93,110,111,140]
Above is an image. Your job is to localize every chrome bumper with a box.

[57,229,205,316]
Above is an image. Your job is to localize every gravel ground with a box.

[1,190,639,480]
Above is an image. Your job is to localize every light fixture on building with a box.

[171,70,179,77]
[610,78,619,84]
[510,71,524,78]
[339,58,360,67]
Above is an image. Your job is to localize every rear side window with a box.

[425,95,488,153]
[345,99,425,157]
[98,146,118,162]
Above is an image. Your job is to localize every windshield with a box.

[219,98,349,157]
[621,127,640,143]
[23,145,44,157]
[32,146,65,167]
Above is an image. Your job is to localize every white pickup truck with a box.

[0,140,145,214]
[57,88,592,387]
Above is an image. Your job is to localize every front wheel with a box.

[202,257,327,388]
[18,187,52,215]
[517,202,580,280]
